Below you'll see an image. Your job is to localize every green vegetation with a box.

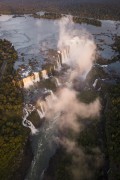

[32,12,62,20]
[73,16,101,26]
[112,36,120,54]
[86,65,108,85]
[38,78,57,91]
[32,12,101,27]
[0,39,17,69]
[0,1,120,20]
[0,39,29,180]
[29,110,43,128]
[44,148,72,180]
[104,85,120,179]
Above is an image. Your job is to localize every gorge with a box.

[0,12,120,180]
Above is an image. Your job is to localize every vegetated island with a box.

[32,12,102,27]
[0,39,32,180]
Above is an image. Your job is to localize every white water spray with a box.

[58,17,96,79]
[22,72,40,89]
[41,70,49,79]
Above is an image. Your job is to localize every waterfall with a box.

[41,70,49,79]
[57,51,62,65]
[33,72,40,82]
[22,108,38,134]
[58,46,70,64]
[37,109,45,119]
[22,76,34,89]
[53,65,56,71]
[61,51,65,63]
[50,90,57,101]
[66,45,70,56]
[57,54,61,64]
[54,77,61,87]
[22,72,40,89]
[93,79,98,88]
[56,58,61,70]
[40,103,44,114]
[36,101,46,118]
[57,54,62,67]
[64,49,67,61]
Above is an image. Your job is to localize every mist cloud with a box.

[58,16,96,79]
[46,87,100,132]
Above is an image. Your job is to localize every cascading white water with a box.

[54,77,61,87]
[37,109,45,119]
[37,101,45,119]
[22,76,34,89]
[57,46,70,65]
[93,79,98,88]
[22,72,40,89]
[64,48,68,63]
[40,103,45,114]
[34,72,40,82]
[57,51,62,65]
[56,54,62,70]
[22,107,38,134]
[37,90,58,120]
[26,111,61,180]
[56,59,61,71]
[61,51,65,63]
[41,70,49,79]
[57,54,61,64]
[53,65,56,71]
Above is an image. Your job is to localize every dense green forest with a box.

[104,84,120,179]
[0,39,30,180]
[0,0,120,20]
